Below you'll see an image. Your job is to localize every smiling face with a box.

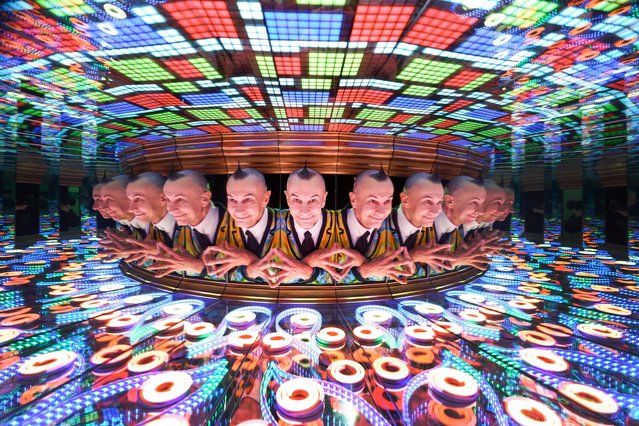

[226,175,271,229]
[349,175,394,229]
[285,174,327,230]
[101,182,133,222]
[443,182,487,226]
[92,185,111,219]
[400,179,444,228]
[478,187,506,224]
[126,179,167,224]
[495,188,515,222]
[163,176,211,226]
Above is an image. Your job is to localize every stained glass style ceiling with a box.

[0,0,638,161]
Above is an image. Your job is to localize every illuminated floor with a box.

[0,223,638,425]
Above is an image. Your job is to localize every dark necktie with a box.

[404,229,420,250]
[300,230,315,258]
[245,230,260,255]
[354,230,371,255]
[451,225,463,251]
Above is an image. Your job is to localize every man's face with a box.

[478,188,506,224]
[443,183,487,225]
[226,176,271,228]
[92,186,111,219]
[101,183,132,221]
[163,177,211,226]
[496,189,515,222]
[349,176,394,229]
[126,180,167,223]
[285,175,327,230]
[400,180,444,228]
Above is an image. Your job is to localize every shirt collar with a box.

[434,211,458,238]
[462,220,480,237]
[293,212,323,245]
[243,208,269,242]
[347,208,374,242]
[154,212,176,235]
[118,219,130,226]
[397,205,421,241]
[192,203,219,242]
[130,217,150,232]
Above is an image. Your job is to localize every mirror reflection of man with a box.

[334,169,414,284]
[120,172,177,264]
[148,170,224,277]
[474,179,506,234]
[102,175,147,236]
[493,187,515,233]
[391,173,454,276]
[275,166,345,286]
[435,176,492,269]
[202,168,277,282]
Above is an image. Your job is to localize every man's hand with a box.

[410,242,455,273]
[302,243,362,282]
[147,242,205,277]
[358,247,415,285]
[117,237,158,265]
[202,242,259,277]
[245,248,279,282]
[267,249,314,288]
[99,228,134,259]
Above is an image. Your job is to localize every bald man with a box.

[92,182,117,229]
[390,172,454,276]
[148,170,225,277]
[473,179,505,234]
[435,176,486,249]
[493,187,515,233]
[201,168,278,282]
[333,169,414,284]
[101,175,148,238]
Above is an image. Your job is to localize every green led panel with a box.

[35,0,95,17]
[363,121,385,128]
[309,52,364,77]
[256,56,277,78]
[221,120,244,125]
[246,109,263,119]
[189,58,223,79]
[450,121,487,131]
[305,119,325,124]
[110,58,175,82]
[403,85,438,97]
[85,92,115,103]
[397,59,461,84]
[147,112,188,124]
[479,127,511,137]
[498,0,558,28]
[302,79,333,90]
[403,116,421,124]
[309,107,345,119]
[189,109,230,120]
[273,108,287,119]
[164,82,199,93]
[356,109,395,121]
[432,129,451,135]
[461,74,496,91]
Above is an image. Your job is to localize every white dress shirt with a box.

[396,205,420,243]
[153,212,176,237]
[293,213,323,246]
[192,203,219,244]
[241,208,269,243]
[347,208,374,244]
[434,211,458,241]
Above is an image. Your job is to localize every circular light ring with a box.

[504,396,562,426]
[414,302,444,319]
[0,306,32,318]
[591,285,619,293]
[353,325,384,347]
[226,311,257,329]
[458,293,485,304]
[0,313,41,329]
[123,294,154,305]
[139,371,193,408]
[19,377,68,406]
[50,288,78,296]
[261,332,293,355]
[518,331,556,347]
[428,400,477,426]
[572,293,601,305]
[185,322,215,342]
[508,300,538,313]
[18,350,77,378]
[127,350,169,374]
[372,357,411,391]
[228,330,260,353]
[106,314,140,334]
[558,381,618,415]
[91,344,133,371]
[162,303,195,316]
[482,284,507,293]
[315,327,346,350]
[103,3,127,19]
[0,328,21,343]
[275,378,324,424]
[352,347,382,367]
[535,323,573,343]
[290,312,319,330]
[318,350,345,369]
[576,323,623,342]
[362,310,392,326]
[479,304,506,320]
[70,294,97,305]
[81,300,110,310]
[89,311,121,326]
[405,346,435,369]
[405,325,435,347]
[89,274,116,281]
[428,367,479,407]
[485,13,506,27]
[594,304,632,316]
[327,359,366,393]
[99,283,126,292]
[520,348,570,373]
[153,318,185,336]
[432,321,462,339]
[458,309,487,325]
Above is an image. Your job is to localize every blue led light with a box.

[100,102,146,115]
[388,97,437,110]
[181,93,234,106]
[264,11,343,42]
[291,124,324,131]
[229,125,267,132]
[283,91,330,104]
[87,18,165,49]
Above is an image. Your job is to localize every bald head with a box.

[164,170,212,226]
[401,172,444,227]
[495,187,515,222]
[443,176,486,226]
[101,175,133,221]
[227,168,270,228]
[286,167,327,229]
[92,183,110,219]
[478,179,506,224]
[127,172,168,224]
[350,169,394,229]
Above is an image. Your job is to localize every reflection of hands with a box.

[147,242,205,277]
[302,243,362,282]
[266,249,314,288]
[99,228,134,259]
[358,247,415,285]
[245,248,278,282]
[410,242,455,273]
[120,237,157,265]
[202,242,259,277]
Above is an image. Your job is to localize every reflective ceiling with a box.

[1,0,638,166]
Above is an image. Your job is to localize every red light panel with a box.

[242,86,264,102]
[274,56,302,76]
[200,125,231,133]
[433,119,459,128]
[286,108,304,118]
[444,70,485,88]
[328,123,357,132]
[126,94,184,109]
[163,60,204,79]
[334,89,393,105]
[403,9,476,49]
[444,99,473,112]
[162,1,239,39]
[350,5,414,42]
[227,109,252,119]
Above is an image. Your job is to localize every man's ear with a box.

[203,191,212,205]
[349,191,356,208]
[443,194,454,208]
[320,191,328,207]
[399,192,408,205]
[264,190,271,206]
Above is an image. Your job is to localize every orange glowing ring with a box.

[49,288,78,296]
[459,309,486,324]
[508,300,538,313]
[0,313,41,328]
[525,27,545,39]
[594,304,632,316]
[18,350,77,378]
[185,322,215,342]
[372,357,410,390]
[327,359,365,391]
[429,400,477,426]
[558,382,618,415]
[428,367,479,403]
[591,285,619,293]
[569,22,592,36]
[405,325,435,347]
[432,321,462,339]
[0,306,32,318]
[153,318,185,334]
[535,323,573,342]
[609,5,631,16]
[139,371,193,408]
[227,330,260,353]
[4,279,31,286]
[615,36,638,48]
[520,348,570,373]
[504,396,562,426]
[0,271,23,277]
[91,344,133,367]
[127,350,169,374]
[576,323,623,341]
[405,346,435,368]
[19,377,68,406]
[518,330,556,347]
[577,49,600,61]
[261,332,294,354]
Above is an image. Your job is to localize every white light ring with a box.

[414,302,444,318]
[405,325,435,344]
[127,350,169,374]
[139,371,193,407]
[163,303,195,316]
[594,304,631,316]
[0,328,21,343]
[262,332,293,352]
[185,322,215,339]
[362,310,392,325]
[432,321,462,338]
[153,318,185,333]
[509,300,538,312]
[576,323,623,341]
[99,283,126,292]
[503,396,562,426]
[459,293,485,304]
[429,399,477,426]
[316,327,346,346]
[290,312,319,329]
[276,378,324,415]
[228,330,260,352]
[124,295,154,305]
[327,359,365,386]
[518,331,556,347]
[97,21,118,36]
[103,3,127,19]
[557,382,619,415]
[19,350,77,377]
[106,314,140,333]
[372,357,410,383]
[520,349,569,373]
[428,367,479,400]
[91,344,132,367]
[81,300,110,310]
[226,310,257,326]
[591,285,619,293]
[459,309,487,324]
[353,325,383,344]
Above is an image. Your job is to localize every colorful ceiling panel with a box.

[0,0,638,162]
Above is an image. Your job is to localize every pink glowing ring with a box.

[518,331,556,348]
[127,350,169,374]
[372,356,411,391]
[139,371,193,408]
[227,330,260,353]
[327,359,366,393]
[18,350,77,379]
[261,332,293,356]
[557,381,618,415]
[520,349,569,374]
[504,396,562,426]
[275,378,324,425]
[428,367,479,408]
[405,325,435,347]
